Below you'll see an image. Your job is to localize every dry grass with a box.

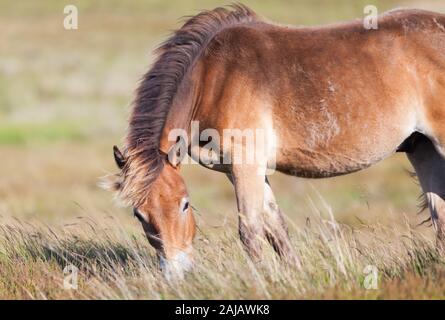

[0,210,443,299]
[2,0,445,299]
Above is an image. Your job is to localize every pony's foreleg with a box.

[229,164,266,260]
[226,170,299,265]
[407,136,445,252]
[263,178,301,267]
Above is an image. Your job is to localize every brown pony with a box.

[106,4,445,276]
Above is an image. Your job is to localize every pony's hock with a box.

[105,4,445,275]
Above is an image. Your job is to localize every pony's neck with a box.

[159,61,202,155]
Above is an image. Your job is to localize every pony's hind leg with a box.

[407,135,445,251]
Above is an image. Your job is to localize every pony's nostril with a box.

[159,251,193,280]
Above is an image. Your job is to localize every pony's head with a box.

[108,146,196,278]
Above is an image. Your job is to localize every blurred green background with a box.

[0,0,442,233]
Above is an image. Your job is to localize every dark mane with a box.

[119,4,258,206]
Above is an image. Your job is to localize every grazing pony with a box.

[106,5,445,275]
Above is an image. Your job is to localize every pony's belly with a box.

[272,99,416,178]
[275,145,395,178]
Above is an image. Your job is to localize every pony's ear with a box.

[113,145,126,169]
[166,146,181,168]
[165,138,186,168]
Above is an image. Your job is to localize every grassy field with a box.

[1,0,445,299]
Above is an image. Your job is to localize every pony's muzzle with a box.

[159,250,193,280]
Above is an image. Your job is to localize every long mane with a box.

[118,4,258,206]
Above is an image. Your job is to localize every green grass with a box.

[0,122,87,145]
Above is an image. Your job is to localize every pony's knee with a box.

[263,204,287,232]
[426,192,445,222]
[436,224,445,253]
[423,192,445,251]
[238,217,264,258]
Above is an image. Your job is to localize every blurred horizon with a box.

[0,0,444,231]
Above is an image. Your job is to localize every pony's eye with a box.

[180,197,190,214]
